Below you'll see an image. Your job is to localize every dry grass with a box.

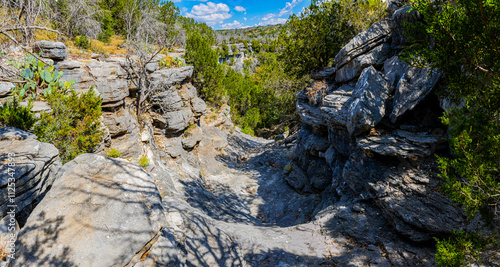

[90,37,127,55]
[306,80,328,104]
[64,35,128,58]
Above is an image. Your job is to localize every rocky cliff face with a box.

[290,6,466,243]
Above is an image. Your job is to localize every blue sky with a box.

[170,0,312,30]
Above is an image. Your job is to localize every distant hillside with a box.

[215,25,283,44]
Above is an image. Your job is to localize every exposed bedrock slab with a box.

[13,154,166,267]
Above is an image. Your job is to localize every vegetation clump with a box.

[403,0,500,264]
[34,88,104,163]
[0,96,36,131]
[138,156,150,168]
[105,148,122,158]
[0,54,104,163]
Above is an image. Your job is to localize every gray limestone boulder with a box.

[0,82,15,98]
[311,67,335,80]
[111,123,143,159]
[342,149,467,242]
[391,6,420,47]
[57,60,129,107]
[150,66,194,88]
[390,67,442,123]
[335,43,391,83]
[13,154,166,267]
[154,108,194,134]
[347,66,392,136]
[333,20,391,70]
[151,87,184,112]
[191,97,207,115]
[320,84,355,126]
[383,56,409,88]
[296,89,327,128]
[102,106,133,137]
[182,126,203,149]
[357,130,441,158]
[32,41,67,60]
[367,164,467,242]
[0,127,61,221]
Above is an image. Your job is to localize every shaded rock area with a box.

[292,4,465,248]
[13,154,166,267]
[0,127,61,225]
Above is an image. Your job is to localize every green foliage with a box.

[158,57,184,69]
[10,54,71,99]
[178,16,215,45]
[185,32,225,104]
[404,0,500,218]
[402,0,500,264]
[221,44,230,58]
[437,102,500,218]
[75,35,91,49]
[34,89,104,163]
[0,96,36,131]
[138,156,150,168]
[231,44,238,55]
[105,148,122,158]
[251,40,261,53]
[434,230,493,267]
[279,0,354,76]
[279,0,385,77]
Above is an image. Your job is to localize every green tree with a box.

[185,32,225,103]
[35,89,104,163]
[279,0,354,77]
[404,0,500,219]
[403,0,500,264]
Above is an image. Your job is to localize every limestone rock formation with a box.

[0,127,61,223]
[390,67,442,123]
[347,66,392,135]
[32,41,67,60]
[14,154,166,267]
[333,20,391,70]
[57,60,129,108]
[291,5,460,243]
[151,75,206,134]
[0,82,14,98]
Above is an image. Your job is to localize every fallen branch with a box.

[0,29,48,65]
[0,77,26,83]
[2,26,63,35]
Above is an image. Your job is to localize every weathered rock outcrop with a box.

[13,154,168,267]
[0,82,14,98]
[56,60,129,108]
[151,81,207,134]
[291,6,462,243]
[0,127,61,224]
[33,41,67,61]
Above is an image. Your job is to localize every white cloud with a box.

[186,2,232,24]
[235,6,246,12]
[244,17,247,21]
[221,20,244,29]
[261,0,303,22]
[181,7,188,13]
[259,18,288,26]
[278,0,303,17]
